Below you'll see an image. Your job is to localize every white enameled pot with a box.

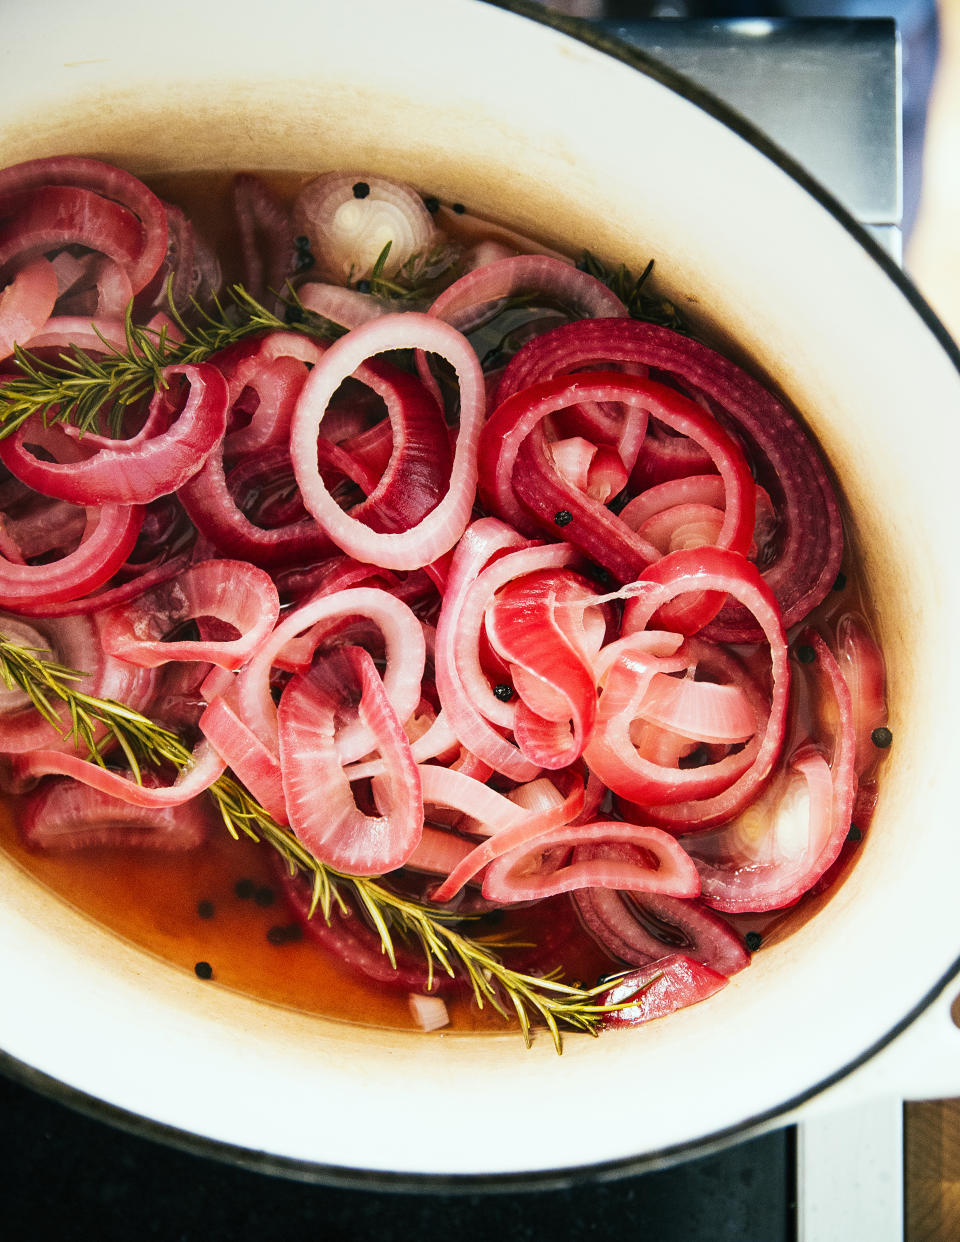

[1,0,959,1188]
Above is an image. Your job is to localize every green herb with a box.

[0,284,344,441]
[355,240,462,302]
[0,634,643,1050]
[577,252,689,333]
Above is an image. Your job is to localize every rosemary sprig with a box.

[577,252,690,333]
[0,635,639,1050]
[0,284,343,441]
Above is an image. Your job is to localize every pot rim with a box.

[2,0,959,1190]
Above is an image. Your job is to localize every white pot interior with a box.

[1,0,959,1180]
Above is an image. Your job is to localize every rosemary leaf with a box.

[0,283,344,441]
[578,251,689,334]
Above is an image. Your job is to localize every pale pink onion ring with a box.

[480,819,700,903]
[434,517,541,781]
[16,738,226,807]
[236,585,425,765]
[290,312,484,569]
[99,559,280,670]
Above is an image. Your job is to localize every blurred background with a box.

[543,0,960,342]
[907,0,959,338]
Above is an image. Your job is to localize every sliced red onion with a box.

[19,776,210,852]
[479,373,754,596]
[0,501,143,609]
[0,155,168,295]
[428,772,584,903]
[453,543,578,734]
[291,312,484,570]
[483,567,600,768]
[16,738,225,807]
[427,253,625,336]
[232,173,295,304]
[99,559,280,671]
[0,257,58,359]
[433,517,541,781]
[834,613,888,776]
[480,818,700,903]
[278,646,422,875]
[0,363,229,505]
[598,954,729,1029]
[293,173,438,284]
[594,549,789,825]
[572,841,749,975]
[686,629,857,912]
[498,318,842,637]
[236,585,425,765]
[298,281,387,329]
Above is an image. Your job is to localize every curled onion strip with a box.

[0,257,58,359]
[278,647,423,875]
[0,502,143,609]
[100,559,280,670]
[0,363,229,506]
[480,819,701,903]
[434,518,541,781]
[237,585,425,765]
[16,738,226,808]
[19,777,210,852]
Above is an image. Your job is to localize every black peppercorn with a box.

[424,196,440,214]
[194,961,214,980]
[452,202,466,214]
[847,824,863,843]
[493,683,514,702]
[744,931,763,952]
[355,279,372,294]
[553,510,573,527]
[352,181,370,199]
[871,726,893,749]
[795,644,816,664]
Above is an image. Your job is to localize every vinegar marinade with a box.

[0,159,890,1044]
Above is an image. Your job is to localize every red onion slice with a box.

[20,777,211,852]
[0,502,143,609]
[0,155,168,295]
[598,954,729,1029]
[99,559,280,670]
[572,841,749,975]
[0,257,58,359]
[291,312,484,569]
[498,318,842,637]
[16,738,226,807]
[278,647,423,875]
[0,363,229,505]
[480,819,700,903]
